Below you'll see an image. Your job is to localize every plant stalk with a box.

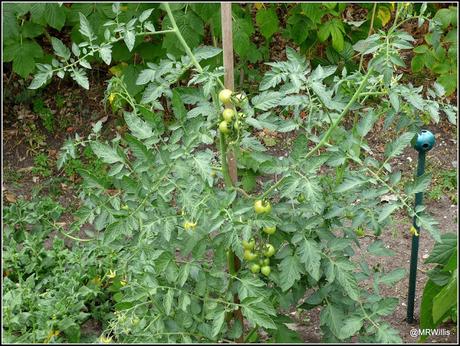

[304,67,374,160]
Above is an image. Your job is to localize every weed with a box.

[428,168,457,204]
[31,153,52,177]
[33,99,55,133]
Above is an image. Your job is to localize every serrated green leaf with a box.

[320,304,344,338]
[211,310,226,337]
[297,238,321,281]
[71,68,89,89]
[237,275,267,301]
[405,173,432,195]
[90,141,124,164]
[378,268,405,286]
[51,37,71,60]
[378,203,400,223]
[124,111,153,140]
[279,255,302,291]
[99,45,112,65]
[384,132,415,159]
[367,240,396,257]
[78,12,94,40]
[339,316,363,339]
[336,268,359,301]
[252,92,282,111]
[335,176,368,193]
[163,289,174,316]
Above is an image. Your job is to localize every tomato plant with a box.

[18,2,457,344]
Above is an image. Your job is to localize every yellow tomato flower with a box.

[108,93,116,104]
[44,330,60,343]
[99,335,113,344]
[107,270,116,279]
[409,226,419,237]
[120,279,127,286]
[183,221,197,230]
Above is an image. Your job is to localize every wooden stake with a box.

[221,3,244,342]
[221,2,238,186]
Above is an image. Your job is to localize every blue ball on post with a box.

[406,129,436,324]
[413,129,435,152]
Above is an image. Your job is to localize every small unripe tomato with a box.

[264,244,275,257]
[263,258,270,266]
[254,200,271,214]
[244,249,258,261]
[219,120,230,134]
[234,120,240,130]
[250,264,261,273]
[261,266,271,276]
[242,239,255,250]
[222,108,235,121]
[254,200,265,214]
[263,226,276,235]
[219,89,233,104]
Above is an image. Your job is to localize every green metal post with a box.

[406,130,435,324]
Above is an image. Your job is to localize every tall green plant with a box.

[22,2,456,343]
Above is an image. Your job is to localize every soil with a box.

[2,50,458,346]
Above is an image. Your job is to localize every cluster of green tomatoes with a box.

[217,89,246,136]
[241,199,277,277]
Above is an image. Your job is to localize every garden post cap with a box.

[413,129,435,152]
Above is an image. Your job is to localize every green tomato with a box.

[219,121,229,134]
[242,239,255,250]
[264,244,275,257]
[262,201,272,213]
[263,226,276,235]
[254,200,265,214]
[243,249,258,261]
[219,89,233,104]
[254,200,271,214]
[222,108,235,121]
[260,258,270,266]
[250,264,261,273]
[261,266,271,276]
[234,120,240,130]
[297,194,305,202]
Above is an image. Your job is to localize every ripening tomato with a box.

[222,108,235,121]
[219,89,233,104]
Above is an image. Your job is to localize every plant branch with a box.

[304,67,374,160]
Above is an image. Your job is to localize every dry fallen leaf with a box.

[4,192,17,203]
